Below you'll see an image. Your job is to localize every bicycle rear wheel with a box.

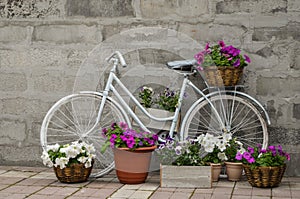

[40,92,130,177]
[182,94,268,149]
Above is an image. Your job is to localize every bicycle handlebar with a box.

[106,51,127,67]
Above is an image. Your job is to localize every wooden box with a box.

[160,165,212,188]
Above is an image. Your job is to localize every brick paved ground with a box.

[0,166,299,199]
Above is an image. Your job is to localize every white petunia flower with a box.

[41,151,53,167]
[85,160,92,168]
[84,143,96,154]
[216,140,227,152]
[223,132,232,143]
[47,143,60,152]
[77,156,88,163]
[55,157,69,169]
[217,152,228,161]
[203,141,214,153]
[236,141,243,148]
[238,147,246,154]
[64,145,81,158]
[195,134,204,143]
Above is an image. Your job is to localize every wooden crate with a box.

[160,165,212,188]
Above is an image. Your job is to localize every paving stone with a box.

[252,187,271,196]
[170,191,193,199]
[233,187,252,196]
[150,191,173,199]
[90,188,116,199]
[27,194,65,199]
[0,171,35,178]
[16,178,55,186]
[139,183,159,191]
[0,177,24,185]
[130,190,153,199]
[31,172,57,180]
[190,193,212,199]
[211,193,231,199]
[108,188,136,198]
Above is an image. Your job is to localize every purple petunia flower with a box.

[205,42,210,51]
[235,151,243,161]
[268,145,276,151]
[247,147,255,154]
[110,122,116,130]
[197,66,204,71]
[152,134,158,141]
[126,137,135,148]
[244,54,251,63]
[286,153,291,161]
[120,135,127,142]
[248,157,255,164]
[219,40,226,48]
[233,59,240,67]
[194,51,205,65]
[119,122,128,130]
[260,149,267,153]
[243,152,252,160]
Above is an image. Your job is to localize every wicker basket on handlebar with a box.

[204,66,244,87]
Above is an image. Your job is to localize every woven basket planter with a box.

[243,164,286,188]
[204,66,244,87]
[53,162,93,183]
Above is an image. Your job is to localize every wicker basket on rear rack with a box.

[204,66,244,87]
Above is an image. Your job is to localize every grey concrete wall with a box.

[0,0,299,176]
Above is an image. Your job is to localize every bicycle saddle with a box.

[166,59,197,72]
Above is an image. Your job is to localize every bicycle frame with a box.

[91,55,225,141]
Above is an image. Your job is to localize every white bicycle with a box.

[40,51,270,177]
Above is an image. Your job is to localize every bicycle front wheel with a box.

[182,95,268,149]
[40,92,130,177]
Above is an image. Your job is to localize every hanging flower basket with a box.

[243,164,286,188]
[204,66,244,87]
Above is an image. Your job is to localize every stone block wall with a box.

[0,0,299,176]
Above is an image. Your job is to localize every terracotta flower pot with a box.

[113,145,156,184]
[211,163,222,182]
[225,162,243,181]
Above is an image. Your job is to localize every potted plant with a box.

[156,137,212,188]
[236,144,290,188]
[197,132,230,182]
[135,86,180,131]
[201,146,223,182]
[223,136,245,181]
[194,40,251,86]
[101,122,158,184]
[41,141,95,183]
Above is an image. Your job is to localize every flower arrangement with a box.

[224,137,245,162]
[41,141,95,169]
[156,132,239,166]
[138,86,180,112]
[156,137,204,166]
[157,87,180,112]
[101,122,158,152]
[194,41,251,70]
[138,86,153,108]
[236,144,290,169]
